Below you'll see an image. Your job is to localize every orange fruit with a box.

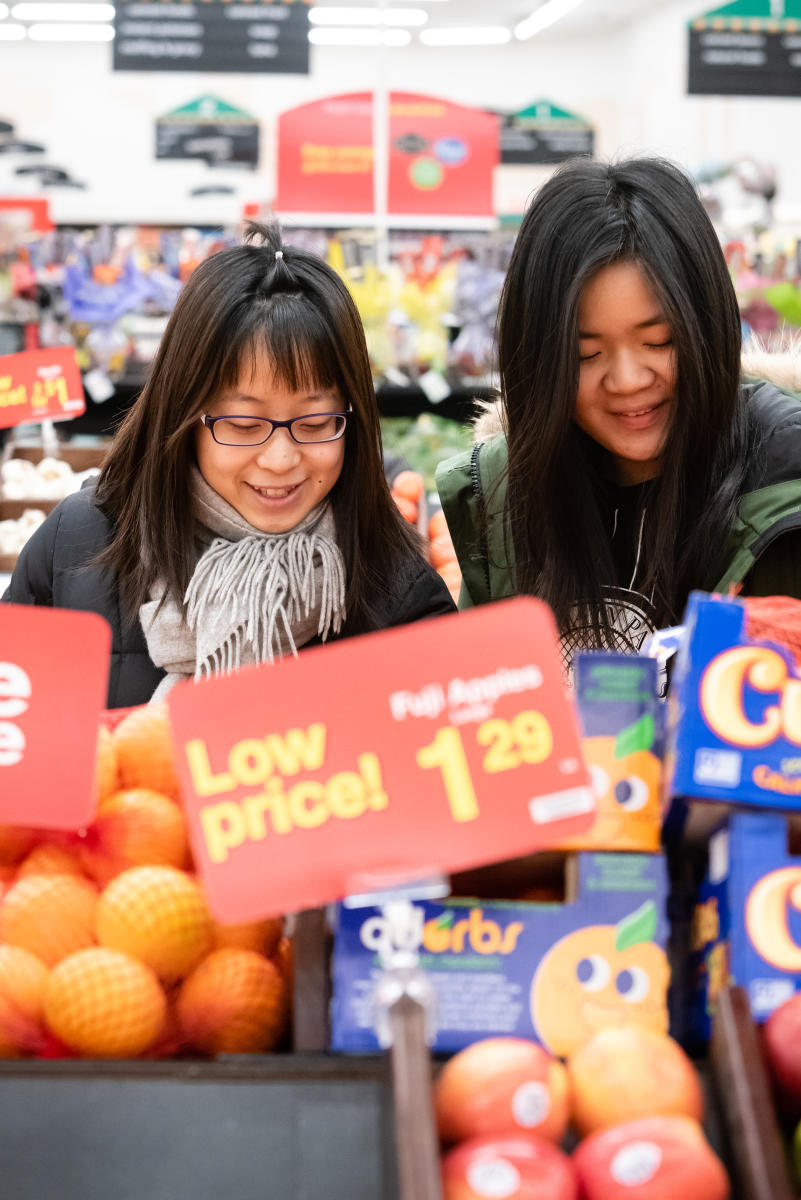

[568,1027,704,1135]
[45,947,166,1058]
[0,874,98,967]
[94,724,119,803]
[0,945,49,1057]
[80,789,189,886]
[211,916,283,958]
[112,703,181,800]
[177,948,288,1055]
[96,866,213,983]
[17,841,85,879]
[429,533,457,569]
[438,560,462,601]
[392,494,418,524]
[0,824,38,867]
[428,508,449,540]
[392,469,424,503]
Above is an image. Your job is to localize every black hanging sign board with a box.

[156,96,259,167]
[113,0,310,75]
[688,0,801,96]
[496,100,594,165]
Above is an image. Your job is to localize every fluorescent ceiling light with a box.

[515,0,585,40]
[0,20,25,35]
[26,20,113,37]
[420,25,511,45]
[12,1,114,18]
[310,7,426,25]
[309,26,411,45]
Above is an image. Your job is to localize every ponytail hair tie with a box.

[275,249,284,261]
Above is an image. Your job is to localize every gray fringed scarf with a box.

[140,468,347,700]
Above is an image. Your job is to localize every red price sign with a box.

[0,605,111,828]
[167,598,594,922]
[0,347,85,430]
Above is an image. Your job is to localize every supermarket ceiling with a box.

[310,0,671,42]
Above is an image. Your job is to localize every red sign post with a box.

[0,347,86,430]
[167,599,594,922]
[0,605,111,828]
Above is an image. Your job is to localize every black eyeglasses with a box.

[200,407,351,447]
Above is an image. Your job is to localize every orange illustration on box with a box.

[530,901,670,1057]
[558,733,662,852]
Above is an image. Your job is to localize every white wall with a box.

[0,0,800,228]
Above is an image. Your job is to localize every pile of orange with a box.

[0,703,290,1060]
[390,469,462,603]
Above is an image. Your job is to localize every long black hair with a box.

[498,156,749,639]
[95,222,421,630]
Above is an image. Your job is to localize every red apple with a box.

[442,1134,578,1200]
[435,1037,570,1145]
[764,992,801,1111]
[573,1114,730,1200]
[567,1026,704,1135]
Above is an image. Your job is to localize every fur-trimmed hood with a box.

[471,344,801,443]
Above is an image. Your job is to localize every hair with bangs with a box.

[497,156,749,639]
[95,222,420,629]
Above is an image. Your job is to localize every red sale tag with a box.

[0,605,111,828]
[167,598,595,922]
[0,347,85,430]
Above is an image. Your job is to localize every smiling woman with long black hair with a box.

[4,224,454,706]
[437,156,801,668]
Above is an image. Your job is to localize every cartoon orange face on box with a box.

[558,735,662,853]
[530,901,670,1057]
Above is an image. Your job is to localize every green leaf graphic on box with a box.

[614,714,654,759]
[615,901,657,951]
[437,911,454,929]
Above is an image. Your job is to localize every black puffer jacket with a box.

[3,487,455,708]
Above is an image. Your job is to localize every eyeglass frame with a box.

[199,405,352,447]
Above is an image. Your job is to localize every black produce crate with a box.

[0,1055,399,1200]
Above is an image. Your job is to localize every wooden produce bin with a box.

[709,985,796,1200]
[0,911,401,1200]
[4,441,111,473]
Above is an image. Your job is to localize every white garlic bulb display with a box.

[0,457,99,501]
[0,508,47,556]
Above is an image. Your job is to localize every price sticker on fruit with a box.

[0,346,85,430]
[167,597,595,922]
[0,604,110,827]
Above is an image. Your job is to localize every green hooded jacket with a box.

[436,380,801,610]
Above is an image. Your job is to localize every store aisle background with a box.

[1,0,800,230]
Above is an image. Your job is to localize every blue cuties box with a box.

[330,852,669,1058]
[690,812,801,1037]
[667,592,801,814]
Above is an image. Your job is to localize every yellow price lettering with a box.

[416,711,554,824]
[478,710,553,773]
[416,726,479,823]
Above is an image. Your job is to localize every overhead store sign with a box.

[113,0,310,75]
[0,606,110,828]
[167,598,594,921]
[156,96,259,168]
[688,0,801,96]
[0,347,85,429]
[496,99,594,165]
[276,92,498,219]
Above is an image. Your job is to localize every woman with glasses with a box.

[3,224,455,706]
